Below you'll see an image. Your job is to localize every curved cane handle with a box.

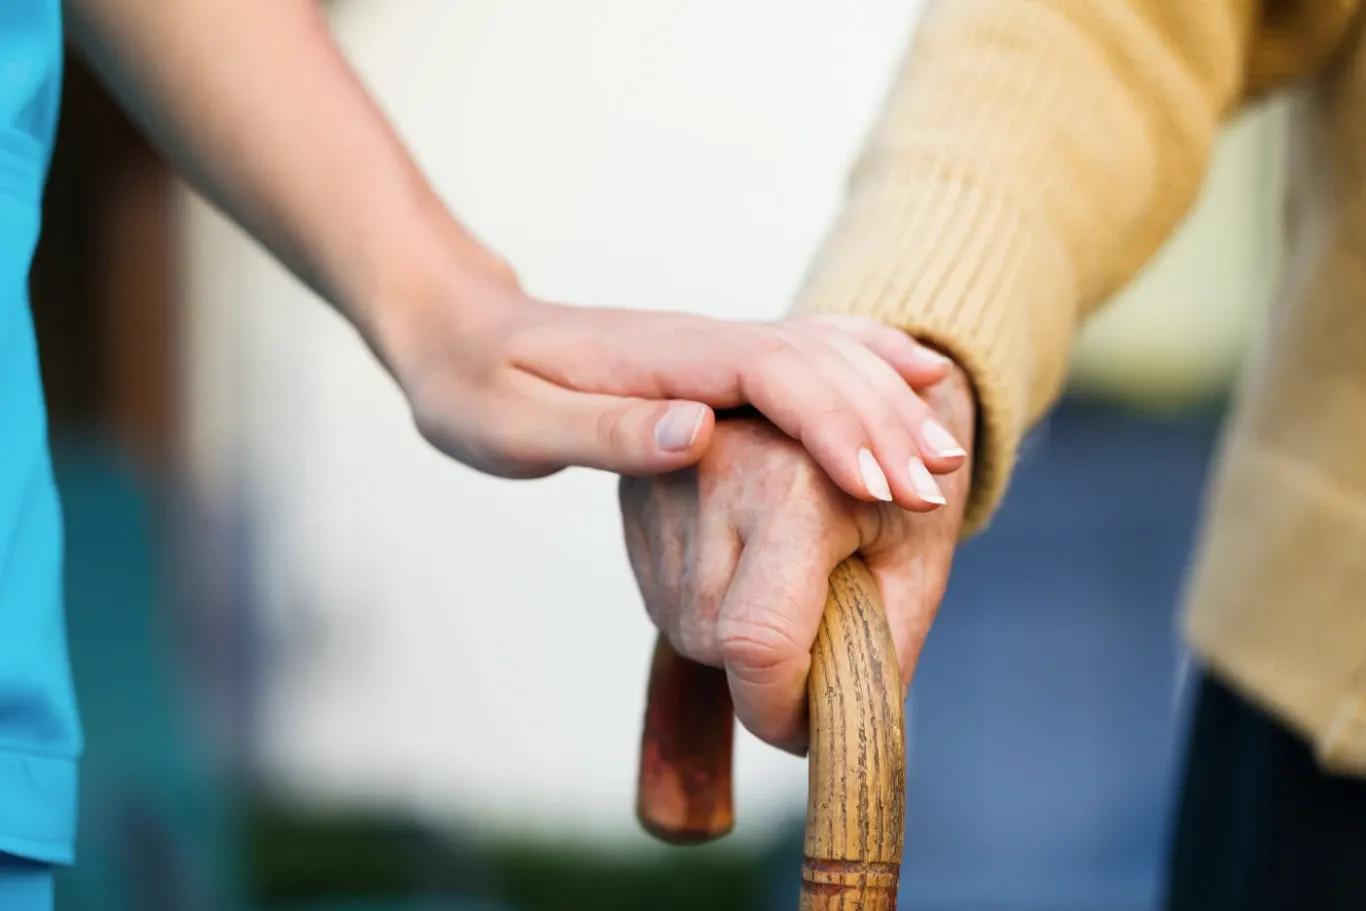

[636,557,906,909]
[636,635,735,842]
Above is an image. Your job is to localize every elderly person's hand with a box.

[620,363,975,752]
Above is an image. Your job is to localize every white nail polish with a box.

[921,418,967,459]
[654,402,707,452]
[858,448,893,502]
[908,457,947,505]
[913,346,953,370]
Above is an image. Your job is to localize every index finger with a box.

[798,314,952,387]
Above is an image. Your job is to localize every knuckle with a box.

[811,400,856,425]
[716,615,804,679]
[640,591,671,633]
[741,713,793,751]
[669,617,720,667]
[738,334,803,407]
[782,458,828,502]
[856,498,889,547]
[749,328,799,363]
[594,404,632,454]
[617,474,652,515]
[668,567,731,665]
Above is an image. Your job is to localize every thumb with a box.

[514,388,716,475]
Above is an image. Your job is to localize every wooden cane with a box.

[637,556,906,910]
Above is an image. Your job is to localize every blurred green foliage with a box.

[247,801,777,911]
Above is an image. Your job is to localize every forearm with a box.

[65,0,496,351]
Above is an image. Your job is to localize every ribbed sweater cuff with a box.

[794,171,1077,533]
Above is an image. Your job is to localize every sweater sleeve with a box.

[793,0,1360,533]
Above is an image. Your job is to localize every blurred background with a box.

[31,1,1288,909]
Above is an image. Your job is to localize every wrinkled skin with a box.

[621,365,975,753]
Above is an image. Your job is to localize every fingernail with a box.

[910,346,953,371]
[654,403,706,452]
[858,448,893,502]
[920,418,966,459]
[908,457,947,505]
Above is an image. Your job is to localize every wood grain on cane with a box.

[637,556,906,909]
[800,557,905,910]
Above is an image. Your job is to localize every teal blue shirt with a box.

[0,0,81,865]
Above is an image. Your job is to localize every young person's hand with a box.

[66,0,966,503]
[371,257,967,506]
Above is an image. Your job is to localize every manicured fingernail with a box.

[908,457,947,505]
[858,448,893,502]
[911,346,953,371]
[920,418,966,459]
[654,403,706,452]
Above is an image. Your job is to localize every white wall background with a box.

[183,0,929,844]
[179,0,1281,845]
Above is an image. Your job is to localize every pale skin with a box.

[64,0,968,507]
[621,367,976,753]
[65,0,974,751]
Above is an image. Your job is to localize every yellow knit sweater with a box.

[797,0,1366,774]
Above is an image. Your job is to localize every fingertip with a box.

[689,405,717,454]
[774,730,810,758]
[906,457,949,509]
[920,450,968,478]
[653,401,711,456]
[910,342,955,371]
[895,345,953,387]
[891,480,945,513]
[857,448,894,502]
[917,417,969,475]
[728,675,810,756]
[856,446,944,512]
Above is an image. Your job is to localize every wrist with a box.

[352,206,519,388]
